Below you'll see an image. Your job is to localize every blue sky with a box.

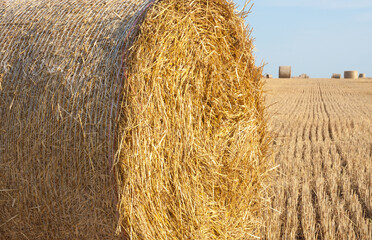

[233,0,372,78]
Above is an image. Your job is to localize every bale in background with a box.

[279,66,291,78]
[299,73,309,79]
[264,73,272,78]
[344,71,358,79]
[332,73,341,79]
[359,73,366,78]
[1,0,271,239]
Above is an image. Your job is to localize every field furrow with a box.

[262,78,372,239]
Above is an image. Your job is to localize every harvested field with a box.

[262,78,372,239]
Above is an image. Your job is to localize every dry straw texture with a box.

[117,1,271,238]
[279,66,291,78]
[0,0,155,238]
[0,0,270,239]
[359,73,366,78]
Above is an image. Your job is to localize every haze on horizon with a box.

[234,0,372,78]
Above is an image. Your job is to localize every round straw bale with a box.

[299,73,309,79]
[359,73,366,78]
[332,73,341,79]
[263,73,272,78]
[279,66,291,78]
[0,0,271,239]
[344,71,358,79]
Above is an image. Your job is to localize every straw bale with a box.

[332,73,341,79]
[359,73,366,78]
[1,0,271,239]
[344,70,358,79]
[279,66,291,78]
[264,73,272,78]
[299,73,309,79]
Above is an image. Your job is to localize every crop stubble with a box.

[262,78,372,239]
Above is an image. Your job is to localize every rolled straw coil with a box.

[299,74,309,79]
[0,0,271,239]
[264,73,272,78]
[344,71,358,79]
[279,66,291,78]
[332,73,341,79]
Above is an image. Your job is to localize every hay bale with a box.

[332,73,341,79]
[299,74,309,79]
[0,0,270,239]
[344,70,358,79]
[359,73,366,78]
[279,66,291,78]
[264,73,272,78]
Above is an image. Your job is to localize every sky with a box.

[233,0,372,78]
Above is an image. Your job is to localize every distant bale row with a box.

[0,0,270,239]
[332,72,367,79]
[343,71,367,79]
[276,67,367,79]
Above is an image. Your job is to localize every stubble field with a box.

[262,78,372,239]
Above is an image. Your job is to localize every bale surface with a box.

[0,0,156,239]
[279,66,291,78]
[344,71,358,79]
[0,0,270,239]
[117,1,270,238]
